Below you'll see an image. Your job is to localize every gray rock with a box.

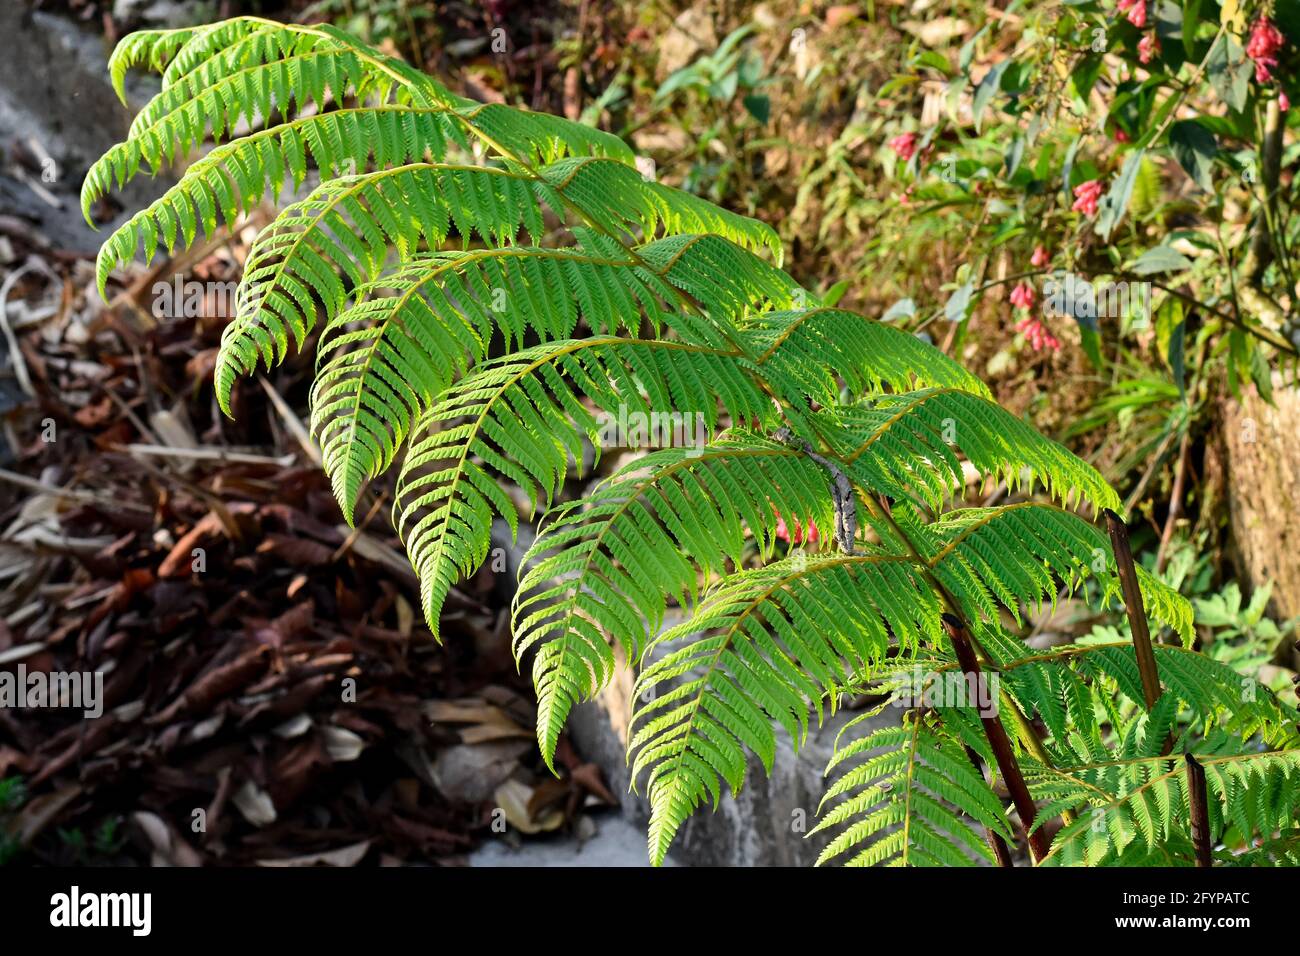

[0,6,168,254]
[469,814,673,868]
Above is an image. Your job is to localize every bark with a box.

[1220,374,1300,625]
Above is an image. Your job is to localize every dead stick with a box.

[1185,754,1213,867]
[1103,509,1164,711]
[944,614,1050,863]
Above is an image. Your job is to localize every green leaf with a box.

[1131,244,1193,275]
[1094,149,1146,241]
[742,93,770,124]
[1170,119,1217,191]
[972,61,1009,132]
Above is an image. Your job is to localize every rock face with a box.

[566,654,901,867]
[1220,376,1300,623]
[0,5,166,254]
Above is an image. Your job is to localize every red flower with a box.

[1113,128,1131,143]
[1138,33,1160,64]
[1009,282,1036,310]
[1282,91,1292,112]
[1118,0,1147,28]
[889,132,919,162]
[1031,245,1050,268]
[1015,316,1062,352]
[1072,179,1105,216]
[1247,18,1285,84]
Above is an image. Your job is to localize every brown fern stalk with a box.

[1185,754,1213,867]
[943,614,1050,863]
[964,744,1014,867]
[1103,509,1165,710]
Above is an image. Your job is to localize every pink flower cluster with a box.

[1009,282,1036,311]
[1072,179,1105,216]
[1031,245,1050,268]
[889,132,919,162]
[1016,316,1062,352]
[1117,0,1146,28]
[1247,18,1285,84]
[1138,33,1160,64]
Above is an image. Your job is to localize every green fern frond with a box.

[627,553,945,864]
[811,709,1013,867]
[312,233,797,522]
[911,503,1191,639]
[394,337,772,640]
[516,438,842,765]
[994,640,1298,751]
[1034,749,1300,866]
[746,308,991,405]
[816,390,1119,513]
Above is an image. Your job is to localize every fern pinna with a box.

[89,17,1299,867]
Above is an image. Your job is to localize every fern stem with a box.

[1184,754,1213,868]
[943,614,1050,863]
[1102,509,1165,714]
[963,744,1014,867]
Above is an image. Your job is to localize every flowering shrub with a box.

[868,0,1297,424]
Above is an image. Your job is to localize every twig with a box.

[120,444,296,467]
[0,467,151,513]
[259,377,322,467]
[0,258,60,397]
[1155,430,1191,575]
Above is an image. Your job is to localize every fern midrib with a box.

[753,306,840,363]
[842,388,960,465]
[900,714,924,865]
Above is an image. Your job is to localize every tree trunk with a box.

[1219,374,1300,622]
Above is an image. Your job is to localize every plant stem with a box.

[943,614,1050,863]
[1185,754,1213,868]
[1102,509,1164,711]
[964,744,1015,867]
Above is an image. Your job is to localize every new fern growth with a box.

[89,17,1299,867]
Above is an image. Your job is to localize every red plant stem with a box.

[944,614,1050,863]
[1185,754,1213,868]
[964,745,1014,867]
[1103,509,1165,712]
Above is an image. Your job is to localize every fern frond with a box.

[816,390,1119,513]
[311,233,797,522]
[746,308,991,405]
[394,337,771,640]
[1034,749,1300,866]
[995,640,1298,751]
[516,438,843,764]
[627,553,944,864]
[203,163,783,414]
[911,503,1191,640]
[811,709,1013,867]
